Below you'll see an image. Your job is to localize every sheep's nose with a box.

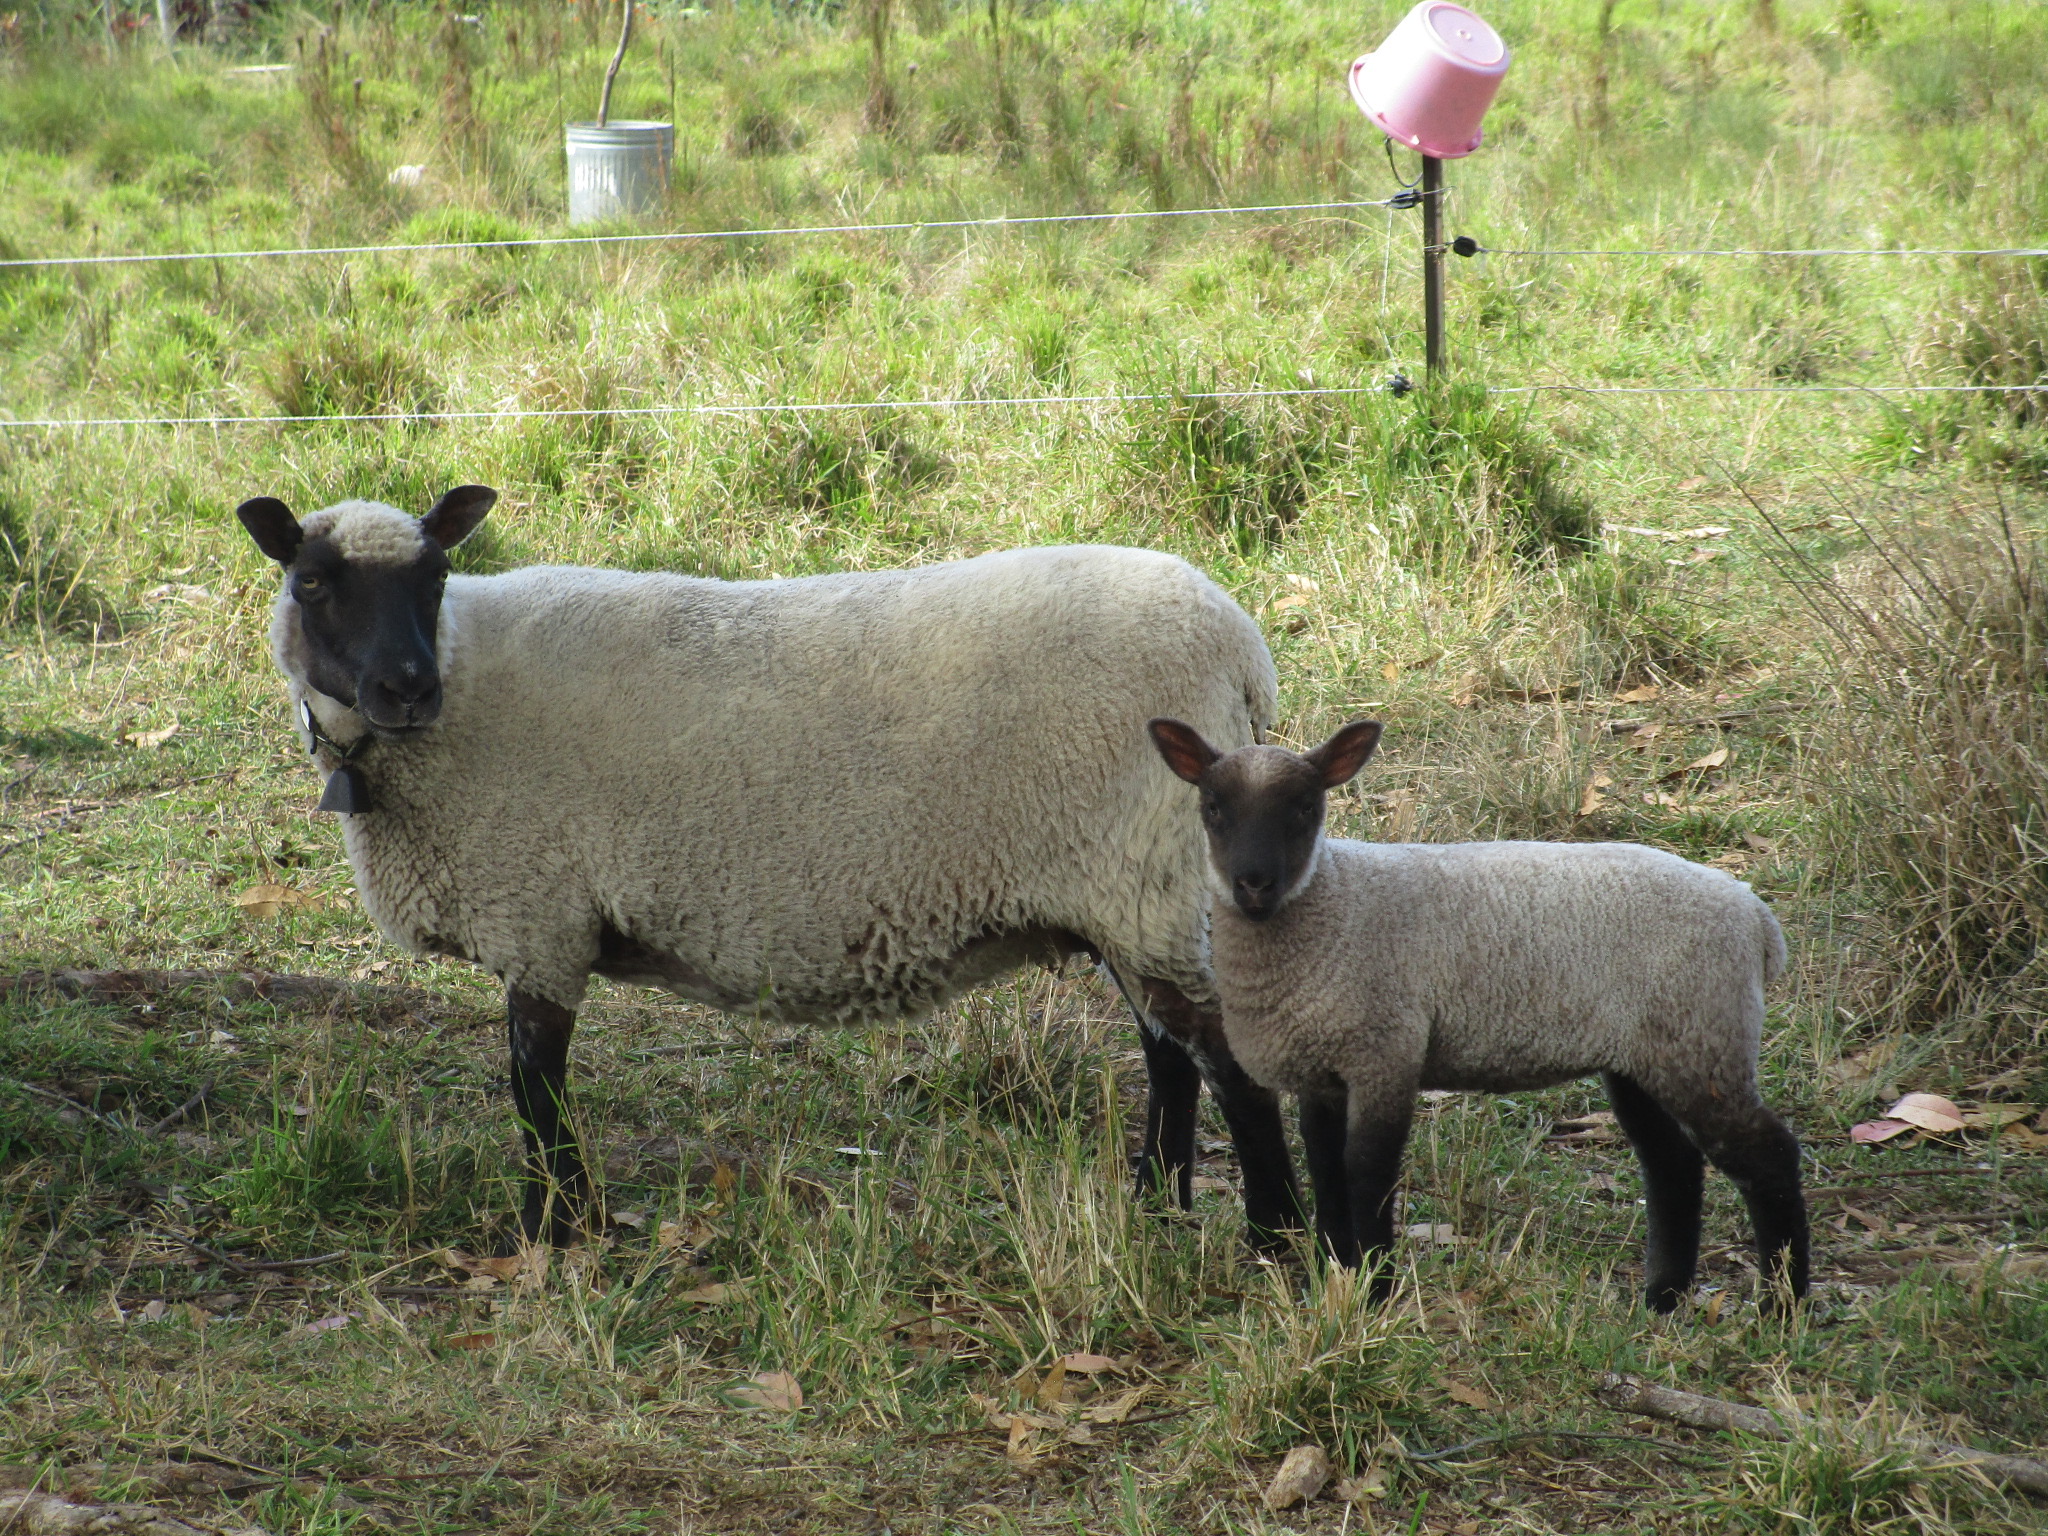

[386,666,437,704]
[1235,873,1275,899]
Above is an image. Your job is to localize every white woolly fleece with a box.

[1208,839,1788,1129]
[270,540,1277,1016]
[299,500,433,566]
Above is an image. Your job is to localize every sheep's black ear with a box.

[236,497,303,565]
[420,484,497,550]
[1148,717,1220,785]
[1305,719,1382,789]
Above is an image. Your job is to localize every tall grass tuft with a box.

[1185,1261,1431,1464]
[1791,500,2048,1060]
[0,491,114,636]
[264,324,442,421]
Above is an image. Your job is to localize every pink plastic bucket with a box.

[1348,2,1509,160]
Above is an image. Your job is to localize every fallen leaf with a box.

[1005,1415,1039,1464]
[139,1299,169,1322]
[1283,574,1321,592]
[1626,723,1663,745]
[1617,683,1661,703]
[443,1330,498,1350]
[1676,476,1709,492]
[1843,1206,1889,1234]
[1960,1104,2037,1131]
[610,1209,648,1229]
[1823,1041,1900,1096]
[1578,771,1613,818]
[1444,1379,1496,1410]
[1703,1291,1725,1325]
[1661,746,1729,782]
[1380,660,1401,683]
[477,1253,532,1283]
[1451,669,1484,708]
[233,883,322,920]
[1850,1118,1914,1145]
[680,1281,734,1304]
[302,1312,357,1335]
[1055,1352,1118,1375]
[1403,1222,1459,1244]
[1264,1444,1331,1510]
[1886,1092,1965,1134]
[1082,1386,1151,1425]
[124,718,179,749]
[1269,593,1312,616]
[2001,1121,2048,1152]
[1034,1358,1069,1409]
[1742,832,1780,856]
[1336,1463,1388,1502]
[728,1370,803,1411]
[1190,1175,1232,1193]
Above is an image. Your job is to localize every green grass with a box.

[4,0,2048,1531]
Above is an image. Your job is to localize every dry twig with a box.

[1597,1373,2048,1498]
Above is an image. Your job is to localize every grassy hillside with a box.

[3,0,2047,1532]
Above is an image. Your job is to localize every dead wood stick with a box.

[147,1076,215,1135]
[1601,702,1806,735]
[173,1237,349,1275]
[1597,1373,2048,1499]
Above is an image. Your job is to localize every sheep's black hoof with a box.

[1645,1284,1689,1315]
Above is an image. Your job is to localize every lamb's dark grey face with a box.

[1150,717,1383,922]
[236,486,497,734]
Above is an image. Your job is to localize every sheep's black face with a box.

[290,536,452,730]
[236,487,497,735]
[1149,717,1383,922]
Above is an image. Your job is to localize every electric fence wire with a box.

[0,194,1442,271]
[3,381,2041,432]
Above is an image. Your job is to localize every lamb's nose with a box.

[1236,873,1275,899]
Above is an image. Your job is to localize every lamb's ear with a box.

[419,484,498,550]
[1148,717,1221,785]
[236,497,303,566]
[1305,719,1383,789]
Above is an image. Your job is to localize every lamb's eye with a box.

[297,575,323,594]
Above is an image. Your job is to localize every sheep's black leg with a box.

[1134,977,1308,1251]
[1300,1092,1355,1266]
[1694,1105,1810,1313]
[1133,1016,1200,1211]
[1604,1071,1707,1313]
[1344,1095,1415,1302]
[506,987,589,1246]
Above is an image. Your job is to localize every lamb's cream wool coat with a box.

[273,526,1276,1017]
[1208,838,1787,1115]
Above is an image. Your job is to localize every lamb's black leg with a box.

[506,986,589,1246]
[1695,1105,1810,1313]
[1604,1070,1707,1314]
[1135,977,1308,1251]
[1300,1092,1355,1266]
[1344,1094,1416,1302]
[1133,1015,1201,1211]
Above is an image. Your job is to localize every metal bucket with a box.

[564,120,673,225]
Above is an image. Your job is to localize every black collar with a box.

[299,697,372,763]
[299,698,374,814]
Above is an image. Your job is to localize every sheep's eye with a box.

[296,575,324,595]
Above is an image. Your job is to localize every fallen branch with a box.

[172,1237,349,1275]
[2,968,441,1023]
[3,1078,129,1131]
[1597,1373,2048,1499]
[146,1077,215,1135]
[1601,702,1807,736]
[1398,1429,1714,1466]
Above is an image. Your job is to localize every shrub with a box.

[1792,500,2048,1061]
[264,325,441,421]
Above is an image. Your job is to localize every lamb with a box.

[1147,715,1810,1313]
[234,484,1312,1248]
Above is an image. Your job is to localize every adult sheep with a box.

[235,485,1306,1248]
